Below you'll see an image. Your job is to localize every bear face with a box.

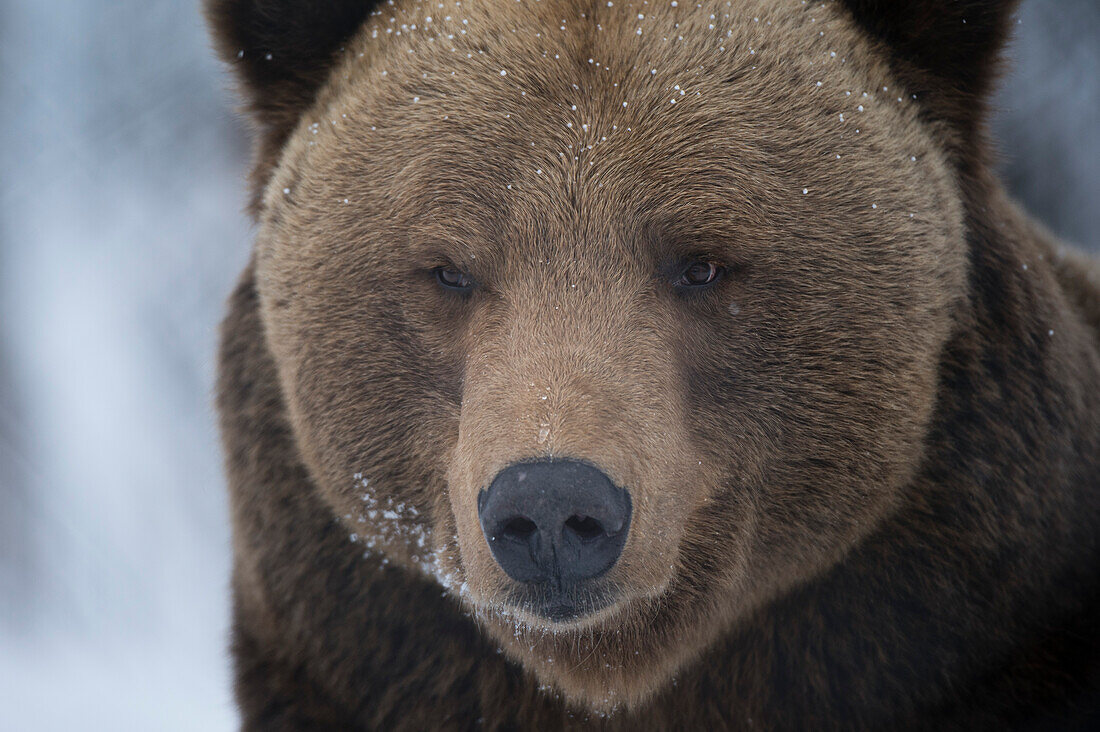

[238,0,971,708]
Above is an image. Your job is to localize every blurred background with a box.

[0,1,1097,729]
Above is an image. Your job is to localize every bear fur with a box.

[208,0,1100,728]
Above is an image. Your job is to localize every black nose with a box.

[478,459,631,586]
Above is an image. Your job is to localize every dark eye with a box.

[435,266,474,291]
[674,260,723,289]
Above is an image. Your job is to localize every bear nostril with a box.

[500,517,537,542]
[564,514,605,542]
[479,458,631,587]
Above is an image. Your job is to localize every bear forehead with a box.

[263,0,952,262]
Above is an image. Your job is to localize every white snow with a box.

[0,1,243,729]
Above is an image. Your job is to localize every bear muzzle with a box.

[478,458,632,621]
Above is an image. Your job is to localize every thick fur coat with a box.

[209,0,1100,728]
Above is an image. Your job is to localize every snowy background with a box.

[0,1,1097,729]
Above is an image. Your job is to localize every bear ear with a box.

[839,0,1020,157]
[206,0,379,144]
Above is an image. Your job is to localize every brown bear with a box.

[207,0,1100,728]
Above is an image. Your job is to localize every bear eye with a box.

[434,266,474,291]
[674,260,723,289]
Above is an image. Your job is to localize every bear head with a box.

[209,0,1017,711]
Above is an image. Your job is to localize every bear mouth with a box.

[503,581,620,624]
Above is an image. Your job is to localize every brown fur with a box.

[209,0,1100,728]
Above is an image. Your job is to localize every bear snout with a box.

[478,458,632,618]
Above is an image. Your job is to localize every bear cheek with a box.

[251,236,455,567]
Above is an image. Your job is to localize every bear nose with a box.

[478,459,632,587]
